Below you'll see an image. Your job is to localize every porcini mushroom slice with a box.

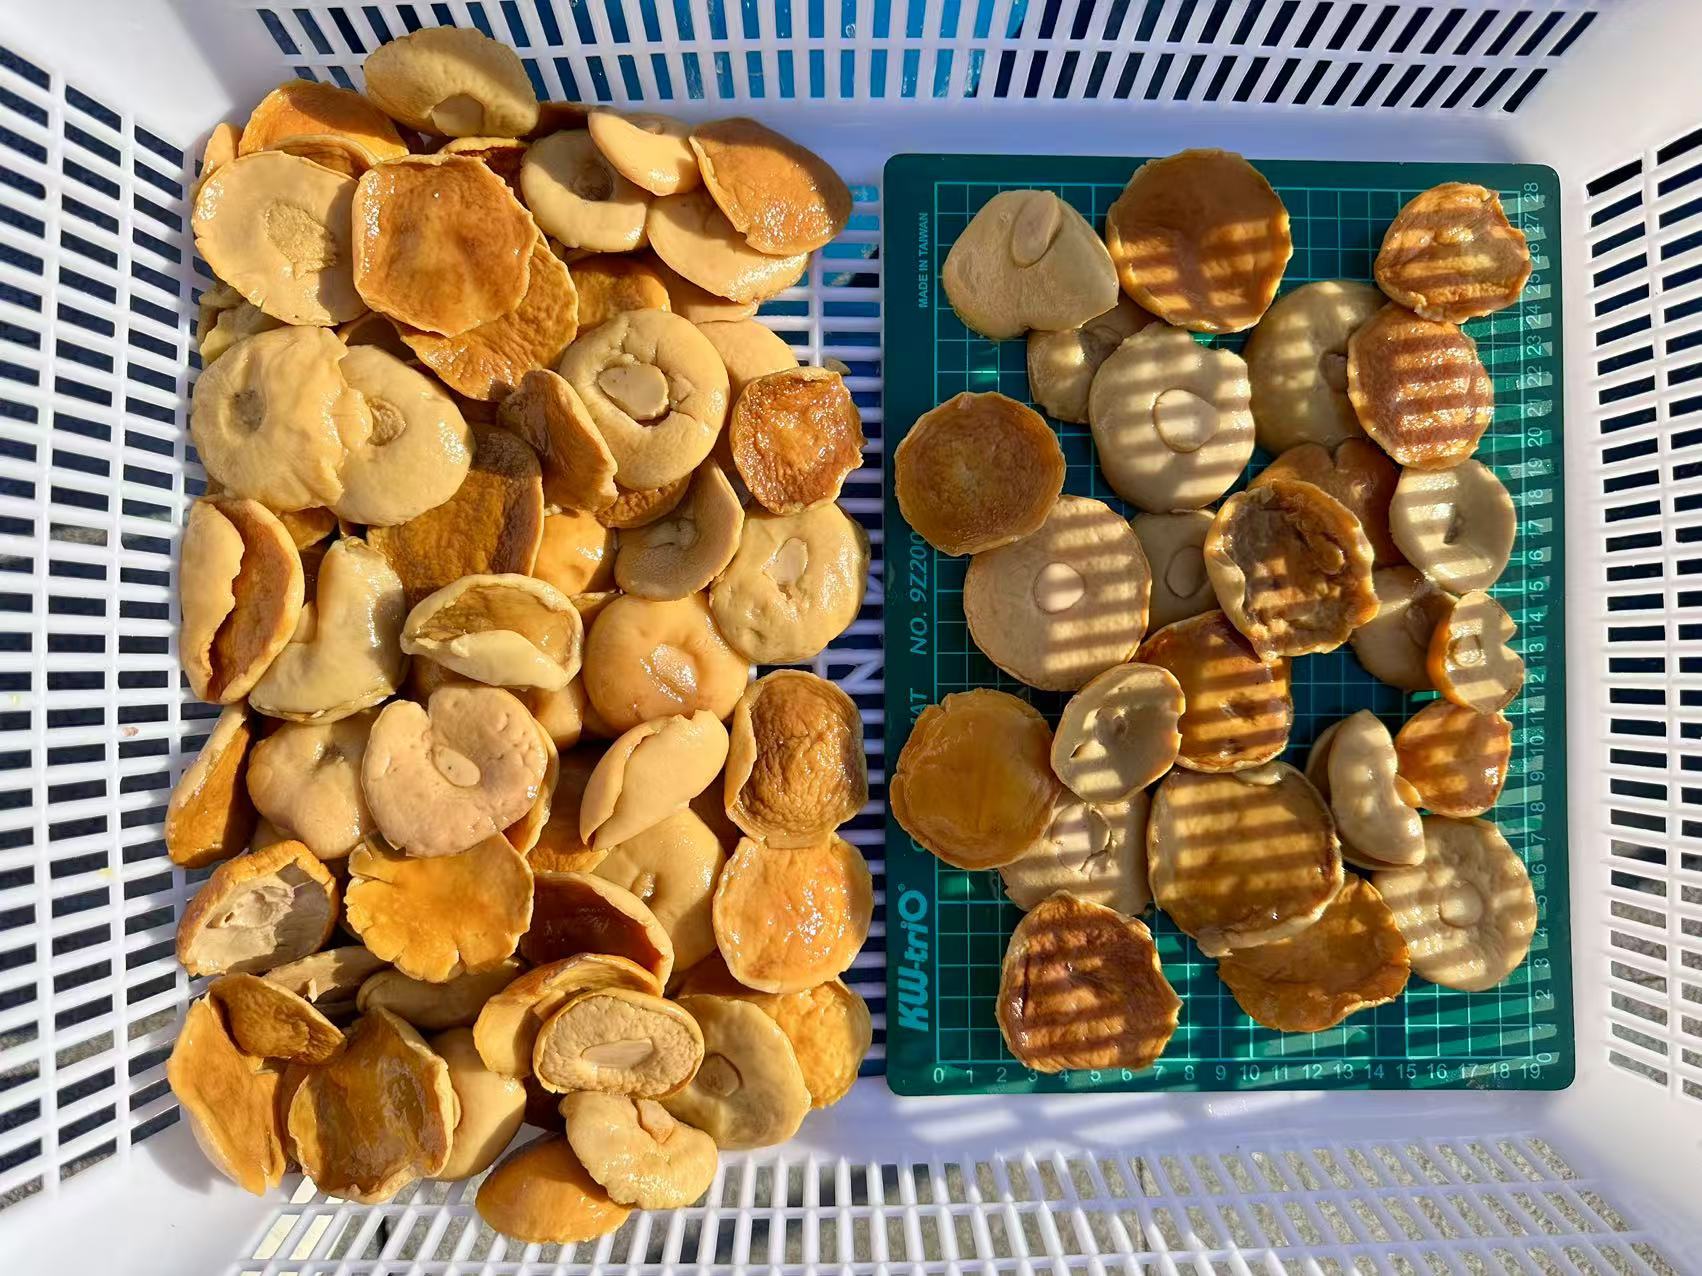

[571,253,673,329]
[433,1027,528,1180]
[1051,662,1183,803]
[730,367,865,515]
[1389,459,1516,593]
[996,894,1180,1073]
[209,973,344,1063]
[1322,710,1426,870]
[362,25,540,137]
[166,997,286,1196]
[362,685,548,857]
[890,689,1062,870]
[564,1093,717,1209]
[246,712,379,860]
[1244,279,1385,453]
[1000,789,1152,916]
[1136,610,1292,772]
[1376,183,1532,324]
[1205,478,1378,663]
[597,474,692,530]
[1148,763,1344,956]
[476,1136,631,1244]
[167,705,257,869]
[1375,815,1537,992]
[1027,297,1156,425]
[579,710,730,849]
[534,509,616,594]
[709,502,870,665]
[663,995,809,1150]
[1103,148,1292,334]
[289,1007,456,1203]
[1251,437,1403,566]
[191,151,364,326]
[533,987,704,1097]
[179,497,305,705]
[357,960,523,1030]
[1394,700,1511,818]
[497,368,618,513]
[264,945,387,1023]
[1217,875,1411,1032]
[941,189,1118,340]
[1131,511,1216,634]
[964,495,1152,692]
[474,953,660,1077]
[724,670,868,849]
[1348,304,1494,469]
[523,872,676,986]
[713,836,873,994]
[588,110,700,197]
[402,573,583,691]
[176,841,339,977]
[696,319,797,403]
[241,79,408,165]
[893,391,1065,556]
[1088,323,1256,513]
[646,188,809,305]
[582,593,749,733]
[1350,567,1457,692]
[689,117,850,254]
[522,129,649,252]
[1429,589,1526,714]
[593,810,727,973]
[614,462,744,600]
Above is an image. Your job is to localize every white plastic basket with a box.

[0,0,1698,1270]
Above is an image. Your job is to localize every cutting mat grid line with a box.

[882,155,1571,1095]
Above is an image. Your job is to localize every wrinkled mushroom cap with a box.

[362,25,541,137]
[356,960,524,1030]
[522,871,676,985]
[1136,610,1292,772]
[646,188,809,305]
[580,710,730,849]
[176,840,340,977]
[1389,458,1516,594]
[1347,304,1494,469]
[246,711,379,860]
[1322,709,1426,870]
[614,462,744,600]
[730,367,865,515]
[1244,279,1384,453]
[588,110,701,197]
[662,995,810,1150]
[1027,297,1156,425]
[563,1092,717,1209]
[263,945,387,1023]
[582,593,749,733]
[689,117,850,254]
[332,345,474,525]
[179,497,306,704]
[1130,511,1216,633]
[534,509,617,595]
[1428,589,1526,714]
[403,572,583,690]
[725,670,867,848]
[592,809,726,973]
[1050,662,1182,804]
[497,369,617,512]
[533,987,704,1096]
[522,129,650,252]
[1393,699,1512,818]
[474,952,660,1077]
[1000,789,1152,916]
[165,997,287,1195]
[709,503,870,665]
[1251,437,1402,567]
[570,253,673,331]
[476,1136,632,1245]
[209,972,344,1063]
[432,1026,528,1180]
[597,474,693,530]
[1349,566,1457,693]
[713,835,873,993]
[166,705,258,869]
[1375,183,1531,324]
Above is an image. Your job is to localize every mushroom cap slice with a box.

[713,836,873,994]
[352,154,536,336]
[1217,874,1411,1031]
[1394,700,1512,818]
[588,110,700,197]
[646,188,809,305]
[197,290,285,367]
[1375,183,1531,324]
[1136,610,1291,772]
[534,509,616,594]
[338,308,414,359]
[474,953,660,1077]
[1050,662,1183,803]
[1244,279,1385,453]
[179,497,306,704]
[563,1093,717,1209]
[941,189,1118,340]
[432,1027,528,1180]
[356,960,524,1030]
[523,871,676,985]
[264,944,387,1023]
[289,1007,457,1204]
[1389,458,1516,593]
[497,368,618,513]
[1000,789,1152,915]
[362,685,550,857]
[1027,297,1156,425]
[533,987,705,1097]
[1131,511,1217,634]
[246,712,379,860]
[890,689,1062,870]
[730,367,865,515]
[1251,438,1403,567]
[689,117,850,254]
[166,705,257,869]
[996,894,1180,1073]
[505,717,560,854]
[476,1136,632,1244]
[1103,148,1292,334]
[597,474,693,529]
[193,121,239,203]
[1088,324,1256,513]
[696,319,797,403]
[709,503,870,665]
[964,494,1152,692]
[361,25,540,137]
[592,809,726,974]
[579,710,730,849]
[1347,304,1494,469]
[166,997,286,1196]
[192,150,365,325]
[570,253,674,329]
[1148,763,1344,956]
[1349,566,1457,692]
[209,972,344,1063]
[438,134,529,191]
[521,129,650,252]
[893,391,1065,556]
[1205,478,1378,662]
[646,251,761,321]
[1321,710,1426,870]
[176,841,340,977]
[725,670,867,849]
[582,593,749,733]
[1375,815,1537,992]
[663,995,810,1150]
[240,79,408,164]
[614,462,744,600]
[402,572,583,691]
[346,835,533,983]
[1428,589,1526,714]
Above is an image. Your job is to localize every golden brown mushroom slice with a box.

[1027,297,1156,425]
[334,347,476,527]
[713,836,872,994]
[1244,279,1385,453]
[571,253,673,329]
[402,572,583,690]
[475,953,660,1077]
[497,368,618,513]
[166,705,257,869]
[166,997,286,1196]
[563,1092,717,1209]
[1375,815,1537,992]
[192,121,239,203]
[534,509,616,594]
[290,1007,457,1204]
[1251,438,1403,567]
[432,1027,528,1180]
[696,320,797,406]
[1217,875,1411,1032]
[647,187,809,305]
[724,670,867,848]
[362,25,541,137]
[1051,662,1183,803]
[964,495,1152,692]
[1103,148,1292,334]
[592,809,727,973]
[689,117,850,254]
[890,689,1061,869]
[504,717,560,854]
[579,710,730,849]
[1375,183,1532,324]
[1204,478,1378,663]
[1394,700,1512,818]
[710,503,870,665]
[476,1135,632,1244]
[356,960,524,1030]
[439,134,530,191]
[646,251,761,322]
[179,498,306,705]
[264,944,387,1023]
[588,109,701,197]
[730,367,865,515]
[893,391,1065,556]
[614,462,744,600]
[246,712,379,861]
[523,871,676,986]
[176,841,339,977]
[209,973,344,1063]
[941,189,1119,340]
[663,995,810,1149]
[533,987,704,1096]
[338,308,413,359]
[240,79,408,166]
[1148,763,1344,956]
[582,593,749,733]
[1349,567,1456,692]
[999,789,1152,916]
[1131,511,1216,634]
[1389,459,1516,593]
[1311,709,1426,871]
[1136,610,1291,772]
[1347,304,1495,469]
[996,894,1180,1073]
[522,129,649,252]
[1428,589,1526,714]
[597,474,693,530]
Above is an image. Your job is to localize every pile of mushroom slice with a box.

[164,24,882,1245]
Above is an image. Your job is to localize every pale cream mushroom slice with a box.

[730,367,865,515]
[476,1136,631,1244]
[1136,610,1292,772]
[1347,304,1494,469]
[696,319,797,403]
[663,995,809,1150]
[209,973,344,1064]
[433,1026,527,1180]
[1251,437,1403,567]
[571,253,674,329]
[941,189,1118,340]
[579,710,730,849]
[582,593,750,733]
[523,872,676,986]
[179,497,305,704]
[1394,700,1512,818]
[246,711,379,860]
[522,129,650,252]
[361,685,549,858]
[1000,788,1152,915]
[176,840,339,977]
[474,953,660,1077]
[563,1092,717,1209]
[713,835,872,994]
[166,705,258,869]
[598,474,693,530]
[964,495,1151,692]
[402,572,583,691]
[1349,567,1457,692]
[1027,297,1156,424]
[357,960,524,1031]
[1088,323,1255,512]
[197,288,284,366]
[533,509,616,595]
[588,110,700,196]
[646,188,809,305]
[1389,459,1516,593]
[1131,511,1216,633]
[362,25,540,137]
[1244,279,1384,453]
[1428,589,1526,714]
[1148,763,1344,956]
[533,987,704,1096]
[689,117,850,254]
[725,670,867,848]
[505,717,560,854]
[1050,662,1182,803]
[264,945,387,1023]
[498,368,618,513]
[165,997,286,1196]
[710,502,869,665]
[614,462,744,600]
[646,250,761,321]
[1376,183,1532,324]
[331,346,474,525]
[240,79,408,166]
[1318,709,1425,870]
[593,809,727,973]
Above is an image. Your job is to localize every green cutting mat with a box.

[881,155,1572,1095]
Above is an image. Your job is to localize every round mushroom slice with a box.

[593,810,725,973]
[598,474,693,530]
[1318,709,1426,870]
[246,712,379,860]
[890,689,1062,869]
[1251,437,1403,566]
[240,79,408,165]
[166,997,286,1196]
[1244,279,1385,453]
[474,953,660,1077]
[571,253,673,329]
[724,670,868,849]
[497,368,617,513]
[579,711,730,849]
[264,945,387,1024]
[476,1136,632,1244]
[356,959,524,1031]
[1148,763,1344,956]
[193,121,239,202]
[996,894,1180,1074]
[433,1027,528,1180]
[582,593,749,733]
[1088,323,1256,513]
[176,841,339,977]
[1136,610,1291,772]
[361,25,540,137]
[1050,662,1183,803]
[713,836,873,994]
[533,987,704,1096]
[166,705,257,869]
[999,789,1152,916]
[179,498,305,705]
[696,319,797,403]
[1394,700,1512,818]
[729,367,865,515]
[330,347,474,526]
[402,573,583,691]
[534,509,616,594]
[1027,297,1156,425]
[1347,304,1494,469]
[614,462,744,600]
[1131,511,1216,634]
[940,189,1119,340]
[646,188,809,305]
[663,995,810,1150]
[588,110,700,197]
[646,251,761,322]
[438,134,529,190]
[1389,459,1516,594]
[1375,183,1532,324]
[209,973,343,1063]
[964,495,1151,692]
[524,872,676,984]
[563,1093,717,1209]
[522,129,649,252]
[710,503,870,665]
[1205,479,1378,663]
[689,117,850,254]
[1428,589,1526,714]
[1349,567,1457,692]
[893,391,1065,556]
